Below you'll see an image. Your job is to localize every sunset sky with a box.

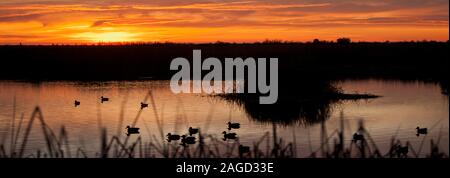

[0,0,448,44]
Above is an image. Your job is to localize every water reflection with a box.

[218,79,375,125]
[0,79,448,157]
[221,93,335,125]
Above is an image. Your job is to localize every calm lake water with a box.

[0,80,448,157]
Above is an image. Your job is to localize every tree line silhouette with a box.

[0,40,448,85]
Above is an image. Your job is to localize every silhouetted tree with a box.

[337,38,351,44]
[313,39,320,44]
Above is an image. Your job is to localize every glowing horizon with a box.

[0,0,448,44]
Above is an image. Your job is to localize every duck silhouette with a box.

[416,127,427,136]
[180,135,196,146]
[396,144,409,157]
[166,133,181,142]
[74,100,80,107]
[352,133,364,143]
[227,122,240,130]
[125,125,140,136]
[140,102,148,109]
[188,127,199,136]
[100,96,109,103]
[238,145,250,157]
[222,131,238,141]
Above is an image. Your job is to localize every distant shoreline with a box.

[1,39,449,46]
[0,41,448,82]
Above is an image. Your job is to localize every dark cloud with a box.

[91,20,108,27]
[0,34,42,38]
[0,13,41,22]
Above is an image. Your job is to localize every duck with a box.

[416,127,427,136]
[125,125,140,136]
[238,145,250,157]
[181,135,196,146]
[140,102,148,109]
[188,127,199,136]
[227,122,240,130]
[222,131,238,141]
[396,144,409,157]
[100,96,109,103]
[166,133,181,142]
[74,100,80,107]
[352,133,364,143]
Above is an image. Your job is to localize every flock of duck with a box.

[350,126,428,156]
[74,96,147,136]
[73,96,428,157]
[73,96,250,154]
[74,96,149,109]
[166,122,242,145]
[352,126,428,143]
[164,122,250,156]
